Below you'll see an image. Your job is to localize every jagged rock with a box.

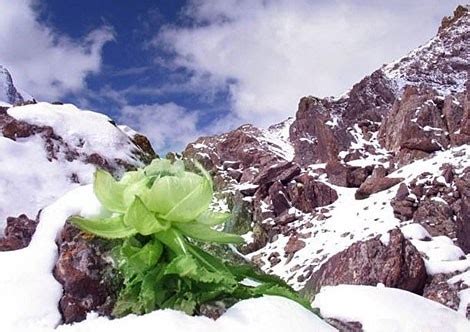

[439,5,470,33]
[325,160,374,188]
[0,214,38,251]
[53,222,119,324]
[391,183,417,221]
[290,97,340,166]
[287,173,338,212]
[423,273,461,313]
[268,180,291,216]
[378,86,449,164]
[355,176,403,200]
[253,161,300,185]
[302,230,427,297]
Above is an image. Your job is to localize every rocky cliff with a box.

[182,5,470,323]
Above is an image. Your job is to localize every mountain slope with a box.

[182,5,470,321]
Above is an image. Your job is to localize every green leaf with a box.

[144,159,172,177]
[119,169,145,185]
[196,210,231,226]
[142,171,213,222]
[120,238,163,275]
[164,255,235,285]
[70,215,136,239]
[93,169,127,212]
[174,223,244,244]
[154,228,189,255]
[124,197,170,235]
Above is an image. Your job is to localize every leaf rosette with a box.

[71,159,312,317]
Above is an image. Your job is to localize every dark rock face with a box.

[53,223,119,324]
[355,176,403,200]
[287,174,338,212]
[290,97,340,166]
[303,230,427,297]
[378,87,450,164]
[325,161,374,188]
[0,214,38,251]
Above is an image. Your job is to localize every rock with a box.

[378,86,450,164]
[325,318,363,332]
[302,229,427,297]
[253,161,300,185]
[423,274,461,312]
[455,168,470,253]
[290,97,340,166]
[285,236,306,255]
[355,176,403,200]
[0,214,38,251]
[268,181,291,216]
[287,173,338,212]
[439,5,470,33]
[53,223,119,324]
[414,200,455,238]
[325,161,374,188]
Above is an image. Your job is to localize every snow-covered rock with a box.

[0,102,155,231]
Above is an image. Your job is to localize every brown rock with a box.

[268,181,291,216]
[285,236,306,255]
[355,176,403,200]
[0,214,38,251]
[53,223,119,324]
[253,161,300,185]
[288,173,338,212]
[302,229,427,297]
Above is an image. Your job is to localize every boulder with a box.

[302,229,427,297]
[287,173,338,212]
[53,223,119,324]
[355,176,403,200]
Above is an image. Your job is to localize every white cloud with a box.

[119,102,200,153]
[0,0,113,100]
[158,0,462,127]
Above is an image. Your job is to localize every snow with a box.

[0,185,332,332]
[0,185,106,331]
[57,296,334,332]
[8,103,140,164]
[0,135,95,230]
[259,117,295,161]
[314,285,470,332]
[0,102,146,231]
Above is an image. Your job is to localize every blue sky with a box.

[0,0,463,153]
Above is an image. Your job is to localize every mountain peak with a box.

[0,65,34,106]
[438,4,470,33]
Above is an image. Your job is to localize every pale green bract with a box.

[71,159,313,318]
[73,159,241,244]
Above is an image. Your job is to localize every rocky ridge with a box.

[182,5,470,320]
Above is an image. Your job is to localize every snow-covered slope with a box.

[0,102,153,231]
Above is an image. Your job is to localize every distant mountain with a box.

[0,65,34,106]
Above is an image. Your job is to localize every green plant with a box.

[72,159,311,317]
